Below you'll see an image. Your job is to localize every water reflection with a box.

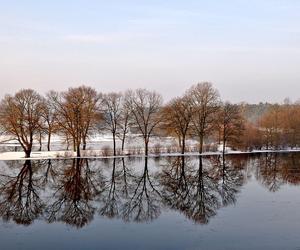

[45,158,103,228]
[159,155,246,224]
[257,153,300,192]
[0,153,300,228]
[210,155,245,207]
[122,158,161,223]
[0,160,44,225]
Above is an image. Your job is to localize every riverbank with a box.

[1,148,300,161]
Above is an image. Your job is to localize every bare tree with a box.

[35,126,45,151]
[117,94,132,154]
[40,93,58,151]
[217,102,244,156]
[281,104,300,148]
[163,95,193,154]
[126,89,163,156]
[0,89,44,157]
[259,104,282,150]
[50,86,101,157]
[101,92,123,156]
[80,88,102,150]
[187,82,220,153]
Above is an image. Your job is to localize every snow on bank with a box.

[0,151,68,160]
[1,148,300,161]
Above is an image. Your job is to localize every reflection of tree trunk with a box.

[222,155,226,184]
[197,156,205,220]
[74,158,82,201]
[179,155,187,189]
[222,125,226,156]
[110,158,116,196]
[121,157,128,196]
[44,159,53,183]
[113,132,116,156]
[198,155,203,173]
[145,138,149,156]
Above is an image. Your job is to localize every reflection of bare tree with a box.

[184,157,220,224]
[258,153,283,192]
[99,158,121,218]
[1,153,300,229]
[160,156,190,213]
[120,157,130,197]
[45,158,102,228]
[258,153,300,191]
[122,158,161,223]
[0,160,44,225]
[35,159,60,187]
[280,154,300,185]
[210,155,244,207]
[160,156,220,224]
[160,156,245,224]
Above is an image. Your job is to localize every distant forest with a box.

[0,82,299,158]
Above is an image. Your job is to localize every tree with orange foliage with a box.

[163,95,194,154]
[0,89,44,157]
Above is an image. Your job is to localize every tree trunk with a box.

[38,133,42,151]
[76,143,81,157]
[199,134,204,154]
[181,135,186,155]
[145,139,149,156]
[66,136,70,150]
[222,137,226,158]
[47,132,51,151]
[82,136,87,150]
[25,148,31,158]
[121,132,126,153]
[178,135,182,148]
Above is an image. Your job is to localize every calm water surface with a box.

[0,153,300,250]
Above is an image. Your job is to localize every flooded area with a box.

[0,153,300,250]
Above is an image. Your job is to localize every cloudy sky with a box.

[1,0,300,103]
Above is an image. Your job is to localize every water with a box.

[0,153,300,250]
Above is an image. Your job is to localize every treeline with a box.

[0,82,299,158]
[241,102,300,150]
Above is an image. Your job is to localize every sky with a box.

[0,0,300,103]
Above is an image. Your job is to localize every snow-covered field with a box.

[0,134,197,160]
[1,134,300,161]
[1,147,300,161]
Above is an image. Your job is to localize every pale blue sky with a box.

[1,0,300,103]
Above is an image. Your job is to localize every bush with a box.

[102,146,112,157]
[153,143,161,155]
